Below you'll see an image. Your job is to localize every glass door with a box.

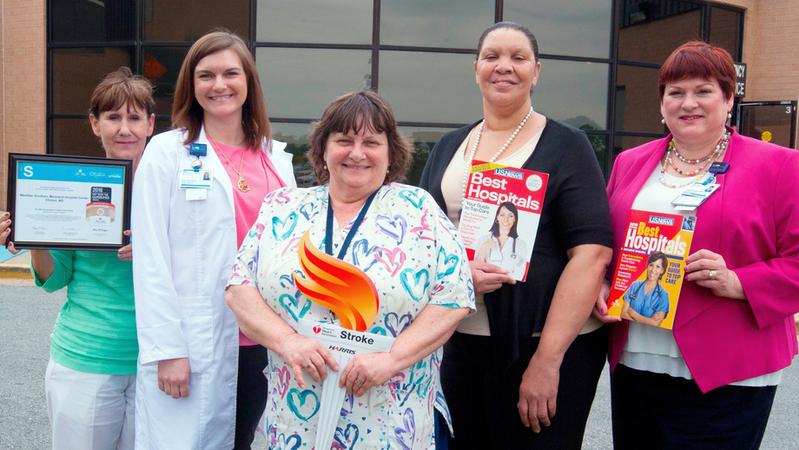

[736,101,797,149]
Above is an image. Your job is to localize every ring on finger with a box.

[707,269,717,280]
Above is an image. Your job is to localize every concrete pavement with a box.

[0,283,797,449]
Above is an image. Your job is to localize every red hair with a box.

[658,41,735,100]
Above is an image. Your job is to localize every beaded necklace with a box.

[461,106,533,199]
[658,131,729,188]
[672,147,714,165]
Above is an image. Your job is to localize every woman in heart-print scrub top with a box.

[226,90,475,449]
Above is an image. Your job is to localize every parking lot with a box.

[1,282,796,449]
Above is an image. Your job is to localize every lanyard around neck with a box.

[325,188,380,259]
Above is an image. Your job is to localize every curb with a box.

[0,264,32,281]
[0,249,32,281]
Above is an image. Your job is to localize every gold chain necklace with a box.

[216,147,250,192]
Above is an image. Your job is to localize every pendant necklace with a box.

[461,106,533,200]
[216,147,250,192]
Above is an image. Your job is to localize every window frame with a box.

[47,0,744,176]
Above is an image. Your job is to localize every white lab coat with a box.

[131,127,296,449]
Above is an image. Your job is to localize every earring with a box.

[727,112,732,120]
[323,164,328,171]
[661,118,666,125]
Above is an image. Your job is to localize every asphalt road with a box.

[1,283,796,449]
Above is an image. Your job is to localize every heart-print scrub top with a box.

[228,183,475,449]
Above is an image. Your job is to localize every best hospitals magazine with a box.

[606,210,695,330]
[458,160,548,282]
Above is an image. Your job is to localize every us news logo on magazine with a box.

[606,210,695,330]
[458,160,548,282]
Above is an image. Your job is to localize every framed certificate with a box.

[7,153,133,250]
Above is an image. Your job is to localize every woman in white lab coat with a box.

[132,31,296,450]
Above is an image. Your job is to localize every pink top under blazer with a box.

[607,129,799,392]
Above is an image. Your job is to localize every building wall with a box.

[723,0,799,102]
[0,1,4,210]
[0,0,795,213]
[0,0,46,210]
[720,0,798,148]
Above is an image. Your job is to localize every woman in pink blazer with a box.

[595,41,799,449]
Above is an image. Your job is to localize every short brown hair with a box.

[659,41,736,100]
[308,91,411,184]
[89,67,155,118]
[172,30,270,149]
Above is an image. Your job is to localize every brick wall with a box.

[720,0,799,147]
[0,0,46,211]
[743,0,799,102]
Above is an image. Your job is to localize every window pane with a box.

[52,118,165,158]
[257,0,371,44]
[143,0,249,41]
[615,65,663,133]
[272,122,316,187]
[142,47,190,116]
[381,0,494,48]
[52,48,133,115]
[585,133,608,175]
[257,48,371,120]
[534,59,608,130]
[270,123,455,188]
[379,51,480,124]
[50,0,135,42]
[399,127,452,186]
[710,7,742,60]
[52,118,105,157]
[613,135,660,158]
[154,118,173,136]
[504,0,611,58]
[618,2,701,64]
[739,104,795,149]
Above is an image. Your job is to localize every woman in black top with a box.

[419,22,612,449]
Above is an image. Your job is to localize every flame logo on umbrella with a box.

[294,232,380,331]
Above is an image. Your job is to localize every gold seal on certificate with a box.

[6,153,133,250]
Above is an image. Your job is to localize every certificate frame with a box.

[7,153,133,251]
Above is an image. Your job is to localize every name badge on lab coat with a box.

[179,169,212,201]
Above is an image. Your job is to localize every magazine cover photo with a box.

[606,210,695,330]
[458,160,548,282]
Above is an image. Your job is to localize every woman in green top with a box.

[4,67,154,450]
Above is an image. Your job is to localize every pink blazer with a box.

[607,129,799,392]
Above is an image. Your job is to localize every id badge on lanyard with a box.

[179,143,212,201]
[325,189,379,258]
